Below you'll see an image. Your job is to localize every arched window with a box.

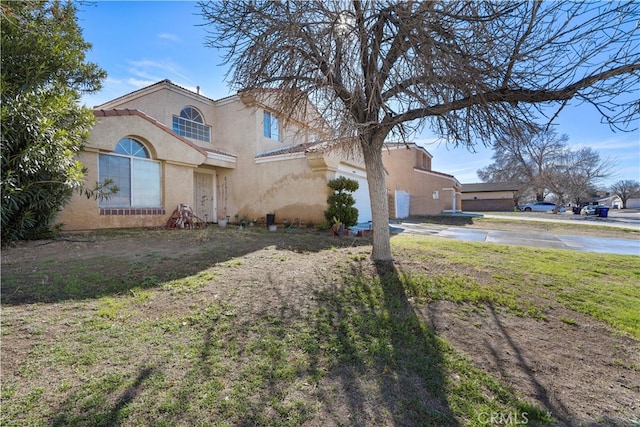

[180,106,204,123]
[113,137,149,158]
[173,106,211,142]
[99,137,161,207]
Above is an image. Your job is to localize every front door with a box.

[194,172,216,222]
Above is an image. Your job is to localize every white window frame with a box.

[173,106,211,142]
[263,110,280,141]
[99,138,161,208]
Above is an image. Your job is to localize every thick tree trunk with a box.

[361,137,393,262]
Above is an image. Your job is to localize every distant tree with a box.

[542,146,614,211]
[1,1,107,245]
[610,180,640,209]
[479,126,613,211]
[201,1,640,261]
[478,126,565,202]
[324,176,359,229]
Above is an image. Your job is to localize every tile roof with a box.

[94,79,216,109]
[255,138,351,158]
[201,147,237,158]
[255,142,316,158]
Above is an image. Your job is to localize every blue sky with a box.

[77,1,639,188]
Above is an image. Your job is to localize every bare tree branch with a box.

[199,0,640,261]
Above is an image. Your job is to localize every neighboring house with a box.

[599,192,640,209]
[627,192,640,209]
[597,195,621,209]
[461,182,519,212]
[382,143,461,218]
[56,80,459,231]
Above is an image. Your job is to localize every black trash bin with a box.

[266,213,275,226]
[598,207,609,218]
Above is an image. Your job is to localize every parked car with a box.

[573,201,598,215]
[580,204,606,216]
[519,202,566,213]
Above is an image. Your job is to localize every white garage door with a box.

[337,165,372,224]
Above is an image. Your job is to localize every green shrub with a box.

[324,177,359,228]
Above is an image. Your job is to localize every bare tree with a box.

[480,127,614,211]
[610,179,640,209]
[542,146,615,212]
[200,1,640,262]
[478,126,566,202]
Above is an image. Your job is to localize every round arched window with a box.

[173,106,211,142]
[113,137,150,158]
[99,137,160,208]
[179,106,204,123]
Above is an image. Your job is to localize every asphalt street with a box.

[392,212,640,256]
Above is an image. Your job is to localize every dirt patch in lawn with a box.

[2,226,639,426]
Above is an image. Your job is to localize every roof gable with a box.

[95,79,216,110]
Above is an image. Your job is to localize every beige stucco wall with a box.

[382,146,461,216]
[220,155,331,224]
[213,97,341,225]
[96,82,218,149]
[55,113,206,230]
[57,82,372,231]
[210,94,355,226]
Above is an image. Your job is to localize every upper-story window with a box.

[416,152,430,170]
[98,137,161,208]
[173,106,211,142]
[263,110,279,141]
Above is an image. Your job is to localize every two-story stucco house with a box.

[55,80,460,231]
[382,143,461,218]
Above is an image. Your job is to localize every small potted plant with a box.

[330,216,345,236]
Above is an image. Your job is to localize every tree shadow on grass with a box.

[51,366,154,427]
[484,304,573,426]
[1,227,371,305]
[152,258,460,426]
[23,252,555,426]
[321,260,459,425]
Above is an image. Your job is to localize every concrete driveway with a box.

[393,212,640,256]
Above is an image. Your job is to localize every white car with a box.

[519,202,566,213]
[580,205,607,215]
